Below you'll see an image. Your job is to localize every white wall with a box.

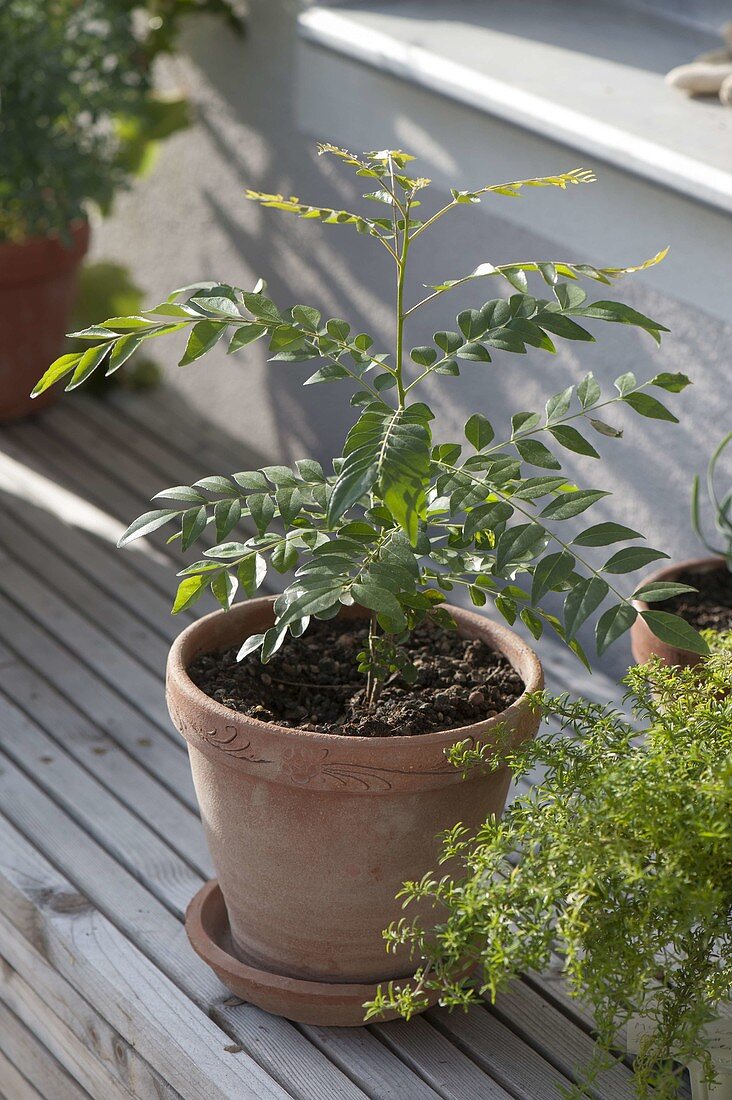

[94,0,731,678]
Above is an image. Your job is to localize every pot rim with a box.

[167,596,543,751]
[632,554,728,613]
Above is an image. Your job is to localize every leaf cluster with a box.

[0,0,245,242]
[32,143,705,690]
[368,641,732,1099]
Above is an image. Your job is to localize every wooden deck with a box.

[0,389,684,1099]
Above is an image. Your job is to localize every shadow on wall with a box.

[94,0,731,679]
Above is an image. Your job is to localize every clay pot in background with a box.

[631,555,727,667]
[0,220,90,421]
[167,597,542,1024]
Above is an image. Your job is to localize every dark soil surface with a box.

[189,618,525,737]
[660,566,732,633]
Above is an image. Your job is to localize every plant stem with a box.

[390,155,410,410]
[366,611,379,709]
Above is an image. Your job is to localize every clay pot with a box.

[167,597,542,1023]
[631,555,727,667]
[0,220,90,421]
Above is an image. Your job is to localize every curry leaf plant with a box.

[33,144,706,701]
[367,640,732,1098]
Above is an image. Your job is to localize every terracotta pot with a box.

[167,597,542,1022]
[0,220,90,421]
[631,555,727,667]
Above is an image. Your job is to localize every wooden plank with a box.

[0,418,191,576]
[427,1004,575,1100]
[0,662,209,874]
[0,421,189,594]
[0,764,398,1100]
[492,979,637,1100]
[370,1016,513,1099]
[0,1046,44,1100]
[0,513,170,672]
[300,1024,442,1100]
[0,816,290,1100]
[0,910,178,1100]
[0,480,182,641]
[0,691,204,914]
[1,954,137,1100]
[0,552,171,734]
[0,1002,91,1100]
[108,389,261,478]
[0,593,197,810]
[213,1001,370,1100]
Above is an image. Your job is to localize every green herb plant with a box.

[33,145,707,706]
[0,0,245,243]
[368,639,732,1099]
[692,431,732,568]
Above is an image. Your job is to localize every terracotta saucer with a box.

[185,879,431,1026]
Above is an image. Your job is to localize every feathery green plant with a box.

[368,638,732,1098]
[33,144,706,704]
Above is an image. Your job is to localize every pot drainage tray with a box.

[186,879,430,1026]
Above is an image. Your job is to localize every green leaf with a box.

[577,372,601,408]
[107,334,143,375]
[271,540,299,573]
[410,346,437,366]
[512,412,541,434]
[595,603,637,655]
[651,372,691,393]
[520,607,544,639]
[249,493,276,535]
[179,320,228,365]
[172,574,210,614]
[211,571,239,610]
[495,593,517,624]
[194,475,238,494]
[546,390,576,426]
[632,581,698,603]
[457,309,484,340]
[326,318,351,341]
[495,523,548,571]
[564,576,609,638]
[614,371,637,395]
[181,506,208,551]
[572,301,668,343]
[549,426,600,459]
[31,352,82,396]
[276,488,303,525]
[66,344,110,390]
[641,611,709,655]
[237,632,265,661]
[603,547,669,574]
[555,283,587,310]
[117,509,181,547]
[189,295,242,318]
[540,490,609,521]
[465,501,514,539]
[573,523,642,547]
[328,404,433,544]
[531,551,575,603]
[457,342,492,362]
[228,323,267,353]
[214,499,242,542]
[238,553,267,595]
[291,304,322,328]
[464,414,494,450]
[240,292,283,323]
[304,363,350,385]
[515,439,561,470]
[622,392,678,423]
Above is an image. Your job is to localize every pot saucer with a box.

[186,879,429,1026]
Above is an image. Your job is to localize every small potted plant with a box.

[0,0,245,421]
[372,639,732,1098]
[33,144,704,1024]
[631,432,732,667]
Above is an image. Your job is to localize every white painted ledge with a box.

[299,1,732,214]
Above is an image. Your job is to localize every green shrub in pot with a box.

[32,144,706,686]
[0,0,245,418]
[369,637,732,1097]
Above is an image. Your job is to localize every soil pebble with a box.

[659,566,732,633]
